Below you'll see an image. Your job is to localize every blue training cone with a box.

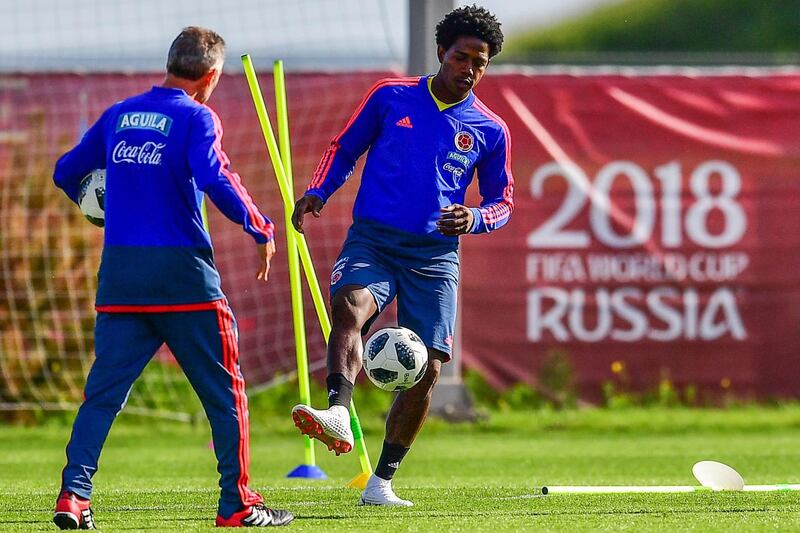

[286,464,327,480]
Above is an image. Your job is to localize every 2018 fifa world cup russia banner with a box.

[7,71,799,399]
[460,73,800,398]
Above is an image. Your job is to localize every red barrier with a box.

[8,70,800,398]
[462,73,800,398]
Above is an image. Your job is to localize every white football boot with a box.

[359,475,414,507]
[291,404,354,455]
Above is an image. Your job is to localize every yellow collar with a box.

[428,76,469,111]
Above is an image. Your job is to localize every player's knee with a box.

[422,353,444,385]
[331,287,374,329]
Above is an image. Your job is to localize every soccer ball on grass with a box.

[363,327,428,391]
[78,169,105,227]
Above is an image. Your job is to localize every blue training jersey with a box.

[306,76,514,243]
[54,86,273,308]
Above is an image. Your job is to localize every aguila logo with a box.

[454,131,473,152]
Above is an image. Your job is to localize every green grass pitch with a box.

[2,407,800,531]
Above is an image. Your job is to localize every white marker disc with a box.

[692,461,744,491]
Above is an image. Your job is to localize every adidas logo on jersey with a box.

[395,116,413,128]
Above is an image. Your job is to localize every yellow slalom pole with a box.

[200,198,209,231]
[271,59,320,477]
[271,59,371,486]
[241,55,372,487]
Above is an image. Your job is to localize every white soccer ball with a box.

[78,169,105,227]
[363,327,429,391]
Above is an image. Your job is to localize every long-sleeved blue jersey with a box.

[54,86,273,308]
[307,76,513,241]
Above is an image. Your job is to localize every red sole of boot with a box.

[292,410,353,456]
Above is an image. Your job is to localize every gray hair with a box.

[166,26,225,81]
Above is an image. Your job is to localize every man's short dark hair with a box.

[166,26,226,81]
[435,5,504,59]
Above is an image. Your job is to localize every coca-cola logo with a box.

[443,162,464,178]
[112,140,166,165]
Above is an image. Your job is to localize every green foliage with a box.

[464,370,547,412]
[127,360,204,419]
[463,368,501,408]
[602,364,717,409]
[0,108,101,411]
[537,348,577,407]
[465,349,576,411]
[504,0,800,56]
[464,353,754,412]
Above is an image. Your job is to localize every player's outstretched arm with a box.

[291,194,323,234]
[189,107,275,244]
[303,80,384,206]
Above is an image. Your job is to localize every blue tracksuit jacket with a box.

[306,75,514,241]
[54,86,273,308]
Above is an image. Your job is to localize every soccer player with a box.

[290,6,512,506]
[52,27,292,528]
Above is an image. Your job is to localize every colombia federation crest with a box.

[454,131,474,152]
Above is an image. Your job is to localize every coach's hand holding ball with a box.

[78,169,106,227]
